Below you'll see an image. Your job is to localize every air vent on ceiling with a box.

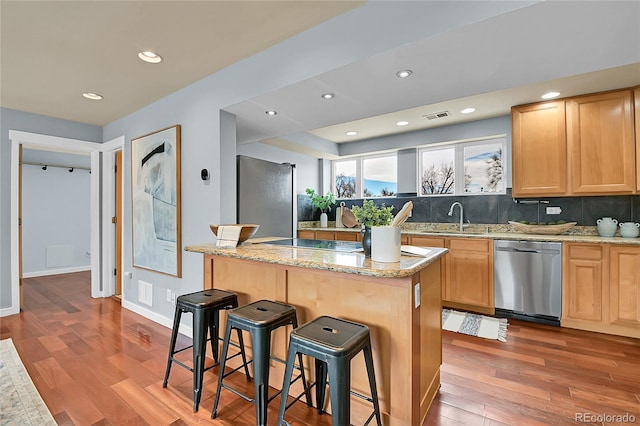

[423,111,451,120]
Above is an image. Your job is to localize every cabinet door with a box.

[511,101,568,197]
[409,236,446,298]
[609,245,640,331]
[297,230,315,239]
[446,238,493,309]
[567,89,635,194]
[562,244,604,322]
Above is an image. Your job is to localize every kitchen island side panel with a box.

[202,254,442,425]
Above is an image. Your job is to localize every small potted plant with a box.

[350,200,395,256]
[305,188,336,228]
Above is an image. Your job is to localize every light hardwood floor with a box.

[1,272,638,425]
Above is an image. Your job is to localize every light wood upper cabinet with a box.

[567,89,636,194]
[512,101,568,197]
[609,245,640,332]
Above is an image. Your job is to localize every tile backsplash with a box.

[298,190,640,226]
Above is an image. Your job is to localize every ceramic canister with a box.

[619,222,640,238]
[596,217,618,237]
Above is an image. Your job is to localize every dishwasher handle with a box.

[495,247,560,255]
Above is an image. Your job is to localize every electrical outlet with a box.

[166,289,172,303]
[171,292,176,305]
[546,206,562,215]
[414,283,421,308]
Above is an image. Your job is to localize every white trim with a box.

[6,130,103,317]
[23,265,91,278]
[8,141,21,316]
[90,151,102,298]
[100,136,124,299]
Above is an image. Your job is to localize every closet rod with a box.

[21,161,91,171]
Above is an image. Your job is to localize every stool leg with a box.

[209,309,219,364]
[236,328,252,381]
[276,343,298,425]
[328,359,351,426]
[290,317,312,408]
[252,329,271,426]
[163,306,182,388]
[315,359,328,415]
[211,320,233,419]
[364,345,382,426]
[192,308,209,412]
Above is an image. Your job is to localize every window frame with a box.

[418,136,506,197]
[332,152,397,199]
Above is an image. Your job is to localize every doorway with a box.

[7,131,124,316]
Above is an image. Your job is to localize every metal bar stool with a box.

[162,289,250,412]
[211,299,312,425]
[277,316,382,426]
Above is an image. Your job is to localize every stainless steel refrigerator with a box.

[237,155,295,238]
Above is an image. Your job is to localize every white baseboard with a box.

[121,300,193,338]
[0,306,20,317]
[23,265,91,278]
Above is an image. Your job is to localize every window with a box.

[333,154,397,198]
[419,137,505,196]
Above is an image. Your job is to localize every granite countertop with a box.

[185,237,448,278]
[299,223,640,245]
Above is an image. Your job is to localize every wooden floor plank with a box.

[2,272,639,426]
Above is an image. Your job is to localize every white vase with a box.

[320,212,328,228]
[371,226,401,262]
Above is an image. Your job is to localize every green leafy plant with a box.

[305,188,336,212]
[351,199,394,227]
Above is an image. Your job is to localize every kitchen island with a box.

[185,238,447,425]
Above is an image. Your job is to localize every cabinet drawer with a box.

[315,231,336,240]
[409,236,445,247]
[335,231,359,242]
[566,243,603,260]
[448,238,490,252]
[297,230,315,239]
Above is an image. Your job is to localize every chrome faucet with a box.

[448,201,470,232]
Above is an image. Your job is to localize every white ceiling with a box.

[0,0,363,126]
[3,1,640,163]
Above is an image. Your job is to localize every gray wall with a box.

[21,164,91,274]
[0,107,101,309]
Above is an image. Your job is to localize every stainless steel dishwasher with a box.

[494,240,562,326]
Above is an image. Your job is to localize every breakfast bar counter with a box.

[185,239,447,425]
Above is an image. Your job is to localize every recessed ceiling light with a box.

[321,93,335,99]
[460,107,476,114]
[82,92,103,100]
[541,91,560,99]
[265,110,277,116]
[345,131,357,136]
[138,51,162,64]
[395,69,413,78]
[396,121,409,126]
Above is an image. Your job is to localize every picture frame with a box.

[131,125,182,277]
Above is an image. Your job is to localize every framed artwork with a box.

[131,125,182,277]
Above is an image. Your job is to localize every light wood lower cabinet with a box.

[410,236,494,315]
[609,245,640,332]
[563,242,640,338]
